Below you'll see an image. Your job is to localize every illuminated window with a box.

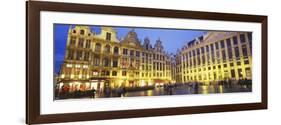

[238,68,243,78]
[245,67,252,78]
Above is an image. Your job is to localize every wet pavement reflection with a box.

[122,84,251,97]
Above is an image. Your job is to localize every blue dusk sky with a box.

[54,24,206,74]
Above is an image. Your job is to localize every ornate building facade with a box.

[56,26,173,92]
[175,32,252,84]
[56,25,252,93]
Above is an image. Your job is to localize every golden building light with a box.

[57,25,173,92]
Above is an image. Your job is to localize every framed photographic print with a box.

[26,1,268,124]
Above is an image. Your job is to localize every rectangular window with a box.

[244,60,249,64]
[76,51,83,60]
[196,48,200,56]
[86,40,91,48]
[113,60,118,67]
[234,47,240,59]
[220,40,225,48]
[215,42,219,50]
[78,38,84,48]
[106,32,111,41]
[223,64,227,67]
[247,32,252,54]
[202,55,205,64]
[238,68,243,78]
[226,38,231,48]
[233,36,238,45]
[206,45,209,52]
[222,50,226,62]
[210,44,214,51]
[94,55,100,66]
[228,48,233,59]
[240,34,246,43]
[136,51,140,57]
[123,48,128,55]
[231,69,235,78]
[112,71,117,76]
[130,50,134,56]
[245,67,252,78]
[237,61,241,65]
[70,37,76,46]
[122,71,127,76]
[242,45,248,57]
[67,50,74,60]
[201,47,205,53]
[84,52,89,61]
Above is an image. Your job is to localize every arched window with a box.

[104,45,111,54]
[95,43,101,52]
[80,29,85,35]
[113,47,119,55]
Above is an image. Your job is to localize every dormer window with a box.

[106,32,111,41]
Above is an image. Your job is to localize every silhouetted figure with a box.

[194,83,199,94]
[92,88,96,98]
[105,87,111,97]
